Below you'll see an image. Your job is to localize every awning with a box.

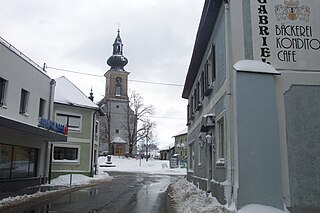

[0,116,67,141]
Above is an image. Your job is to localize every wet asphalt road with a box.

[18,172,181,213]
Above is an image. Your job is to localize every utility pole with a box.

[146,127,149,162]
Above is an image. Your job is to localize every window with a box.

[217,116,225,165]
[115,129,119,134]
[38,98,46,118]
[193,90,197,112]
[187,104,190,123]
[53,146,79,161]
[0,144,38,179]
[204,60,213,96]
[0,77,8,107]
[198,134,204,166]
[115,77,122,96]
[189,142,194,171]
[197,82,200,105]
[56,113,81,131]
[201,71,205,99]
[19,89,29,115]
[211,44,216,82]
[95,121,99,134]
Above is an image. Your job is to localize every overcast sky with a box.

[0,0,204,148]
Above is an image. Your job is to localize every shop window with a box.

[0,77,8,107]
[56,113,81,131]
[0,144,12,179]
[0,144,38,179]
[54,146,79,161]
[19,89,29,115]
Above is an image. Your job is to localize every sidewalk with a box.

[0,185,67,201]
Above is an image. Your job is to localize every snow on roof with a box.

[160,142,175,151]
[54,76,98,109]
[172,128,187,137]
[233,60,280,75]
[111,136,127,144]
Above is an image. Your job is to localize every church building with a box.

[99,30,136,156]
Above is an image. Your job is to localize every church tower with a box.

[104,29,129,100]
[99,29,135,156]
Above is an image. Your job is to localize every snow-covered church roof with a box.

[54,76,98,109]
[111,136,127,144]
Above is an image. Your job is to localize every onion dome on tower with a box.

[107,29,128,71]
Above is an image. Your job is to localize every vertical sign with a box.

[251,0,320,70]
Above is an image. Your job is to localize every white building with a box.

[0,37,67,192]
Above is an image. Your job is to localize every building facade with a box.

[99,30,136,156]
[0,37,67,192]
[173,128,188,160]
[182,0,320,211]
[51,76,102,178]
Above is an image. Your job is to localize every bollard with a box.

[70,173,72,186]
[39,175,42,192]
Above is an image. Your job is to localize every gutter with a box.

[90,106,105,177]
[224,0,236,206]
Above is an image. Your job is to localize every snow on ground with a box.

[1,156,289,213]
[98,155,186,175]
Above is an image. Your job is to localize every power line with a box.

[46,66,184,87]
[103,111,185,120]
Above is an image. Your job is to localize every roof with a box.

[172,128,188,138]
[160,142,175,151]
[182,0,223,98]
[111,136,127,144]
[54,76,98,109]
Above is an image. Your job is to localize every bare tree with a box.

[99,101,112,154]
[123,91,156,156]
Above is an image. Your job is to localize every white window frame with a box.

[19,89,29,116]
[55,111,82,132]
[53,145,80,163]
[38,98,46,118]
[216,112,225,166]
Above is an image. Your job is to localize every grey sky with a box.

[0,0,204,147]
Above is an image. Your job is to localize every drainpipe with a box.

[90,110,98,177]
[224,0,235,206]
[49,79,56,120]
[46,79,56,183]
[206,134,213,192]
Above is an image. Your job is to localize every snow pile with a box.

[169,178,290,213]
[49,173,112,186]
[0,191,45,207]
[169,178,233,213]
[0,172,112,208]
[98,156,186,175]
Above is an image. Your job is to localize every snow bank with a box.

[169,178,233,213]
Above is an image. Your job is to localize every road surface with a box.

[15,172,181,213]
